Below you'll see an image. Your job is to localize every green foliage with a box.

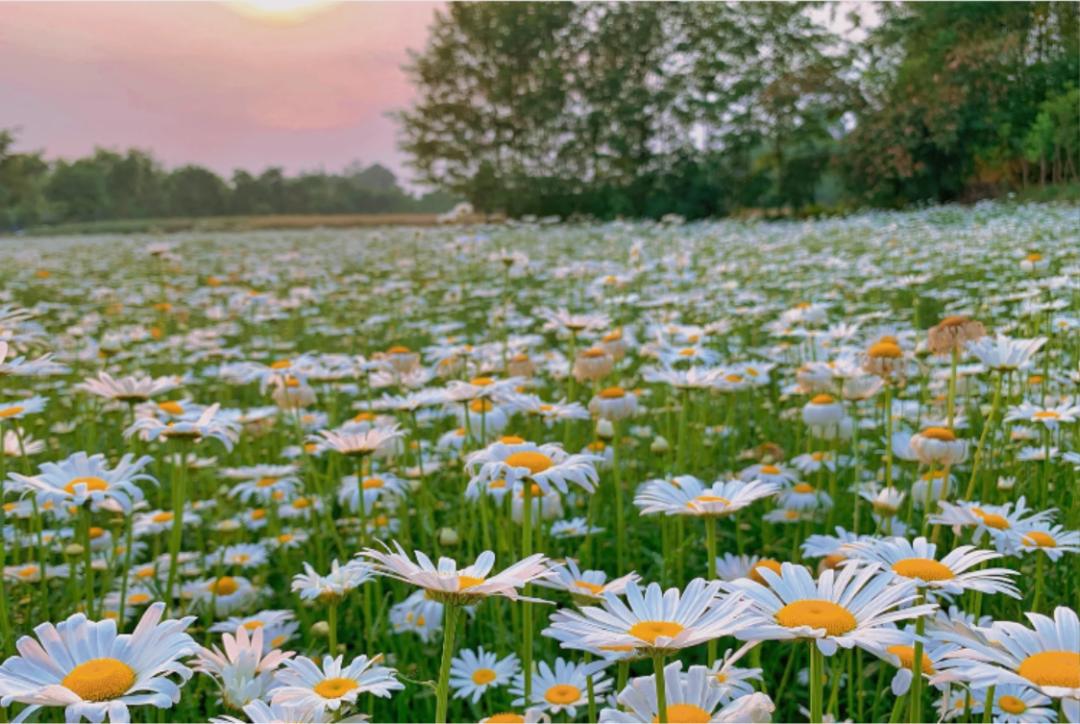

[401,1,1079,217]
[0,140,458,231]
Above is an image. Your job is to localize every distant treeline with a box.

[398,2,1079,218]
[0,137,457,231]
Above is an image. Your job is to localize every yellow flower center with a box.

[500,435,526,444]
[1018,651,1080,688]
[387,345,411,354]
[0,405,24,418]
[811,452,826,462]
[868,341,902,358]
[88,526,105,539]
[920,427,956,441]
[792,483,815,494]
[505,451,554,475]
[887,644,934,674]
[157,400,184,415]
[970,507,1010,530]
[471,668,497,685]
[128,593,150,604]
[64,476,109,495]
[810,394,835,405]
[292,497,311,509]
[775,599,857,635]
[573,580,604,595]
[725,374,743,383]
[362,477,384,490]
[759,465,780,475]
[470,399,494,413]
[278,534,294,543]
[61,658,136,701]
[748,559,783,584]
[354,411,376,422]
[690,495,730,507]
[652,704,711,723]
[242,620,263,630]
[599,386,626,399]
[582,348,607,358]
[208,576,239,595]
[998,695,1027,715]
[256,476,278,488]
[628,620,684,644]
[891,558,954,581]
[1025,252,1042,262]
[314,677,359,699]
[486,714,525,724]
[1032,410,1060,420]
[602,330,622,342]
[17,565,37,578]
[544,684,582,705]
[470,376,494,386]
[151,511,173,523]
[457,575,485,590]
[251,508,266,520]
[823,553,846,569]
[1023,531,1057,548]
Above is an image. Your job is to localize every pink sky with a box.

[0,2,441,182]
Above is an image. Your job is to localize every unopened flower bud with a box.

[596,419,615,441]
[650,436,670,454]
[438,527,459,547]
[65,543,85,557]
[311,621,330,638]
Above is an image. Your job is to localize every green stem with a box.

[909,606,925,723]
[653,652,668,723]
[80,506,95,618]
[434,603,459,724]
[705,516,717,665]
[981,685,995,724]
[521,481,534,702]
[964,372,1002,500]
[809,642,824,723]
[328,600,339,655]
[165,446,188,613]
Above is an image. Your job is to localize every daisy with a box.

[1005,400,1080,429]
[226,465,302,504]
[310,424,403,458]
[846,536,1020,599]
[0,395,47,420]
[634,477,778,517]
[979,684,1057,724]
[271,653,403,713]
[184,575,260,615]
[125,403,240,450]
[389,589,444,642]
[0,602,196,722]
[909,427,969,466]
[599,661,774,723]
[466,441,600,496]
[550,517,604,539]
[588,386,638,421]
[210,610,299,653]
[77,371,182,403]
[194,624,293,709]
[800,528,880,570]
[510,657,612,718]
[713,553,784,584]
[725,560,936,655]
[546,578,749,655]
[776,482,832,512]
[360,543,550,604]
[533,558,640,603]
[1010,522,1080,561]
[937,606,1079,714]
[10,451,155,513]
[930,497,1054,550]
[737,463,798,487]
[209,698,329,724]
[291,559,374,603]
[709,646,764,703]
[338,472,407,515]
[965,335,1046,372]
[449,647,519,703]
[479,710,550,724]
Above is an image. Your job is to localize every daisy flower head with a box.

[1005,400,1080,429]
[184,575,260,615]
[360,542,550,604]
[0,395,47,420]
[634,476,778,518]
[937,606,1079,710]
[77,371,182,403]
[511,657,611,718]
[965,335,1046,372]
[466,440,600,496]
[0,602,196,722]
[930,497,1054,550]
[709,646,764,703]
[210,609,299,653]
[291,559,374,603]
[389,589,444,642]
[588,386,638,421]
[725,560,937,655]
[980,683,1057,724]
[738,462,798,487]
[846,536,1020,600]
[311,424,403,458]
[209,698,329,724]
[714,553,785,584]
[546,578,749,655]
[125,403,240,451]
[1011,522,1080,561]
[271,653,403,713]
[863,337,906,379]
[339,471,407,515]
[909,427,968,466]
[550,517,604,539]
[533,558,640,604]
[479,709,550,724]
[449,647,519,703]
[599,661,774,723]
[194,624,294,709]
[10,451,155,513]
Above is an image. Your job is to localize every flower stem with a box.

[521,481,534,702]
[165,445,188,613]
[908,606,926,723]
[652,652,668,723]
[809,642,824,723]
[434,602,459,724]
[705,515,717,665]
[964,371,1002,500]
[328,600,339,654]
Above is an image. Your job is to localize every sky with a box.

[0,1,441,182]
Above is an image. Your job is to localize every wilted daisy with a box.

[271,654,403,713]
[449,647,519,703]
[0,602,196,722]
[846,536,1020,599]
[510,657,611,718]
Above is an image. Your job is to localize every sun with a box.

[226,0,335,24]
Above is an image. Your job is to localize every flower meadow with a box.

[0,202,1077,724]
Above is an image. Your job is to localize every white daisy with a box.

[194,624,293,709]
[510,657,611,718]
[449,647,519,703]
[10,451,155,514]
[634,477,778,517]
[533,558,640,603]
[291,559,374,603]
[271,654,403,713]
[465,441,601,496]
